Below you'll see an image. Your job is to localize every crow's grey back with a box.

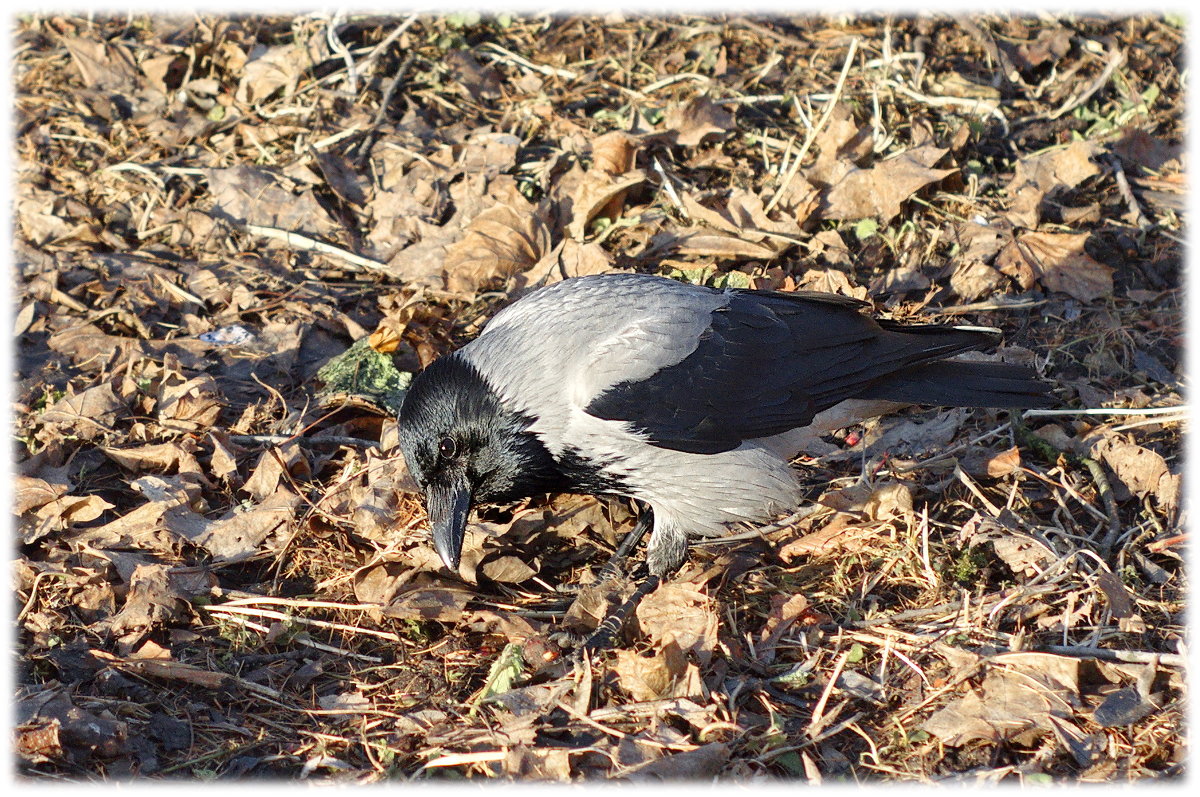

[459,274,726,451]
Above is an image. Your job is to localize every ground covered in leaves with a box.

[12,12,1185,783]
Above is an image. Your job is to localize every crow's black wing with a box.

[585,289,1048,454]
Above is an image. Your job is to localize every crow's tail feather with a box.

[860,360,1054,409]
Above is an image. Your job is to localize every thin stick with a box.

[765,38,859,214]
[807,650,850,736]
[212,612,383,663]
[1049,44,1125,120]
[206,604,403,642]
[1041,644,1184,668]
[1024,406,1186,418]
[243,223,389,272]
[480,41,578,79]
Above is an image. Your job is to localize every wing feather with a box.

[584,288,1041,454]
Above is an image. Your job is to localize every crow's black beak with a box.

[426,476,472,572]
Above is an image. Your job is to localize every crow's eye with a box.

[438,437,457,459]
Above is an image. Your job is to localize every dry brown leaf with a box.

[591,131,639,220]
[444,200,553,293]
[625,741,730,781]
[923,655,1078,746]
[444,49,502,101]
[807,102,874,186]
[662,96,735,147]
[368,319,403,353]
[778,518,878,560]
[1085,431,1181,516]
[611,641,702,702]
[958,513,1057,577]
[40,383,126,441]
[106,563,192,634]
[384,584,474,623]
[995,230,1113,302]
[234,40,314,104]
[651,227,782,260]
[634,582,719,667]
[14,475,69,516]
[780,481,912,561]
[36,494,114,526]
[795,267,869,301]
[192,486,300,561]
[567,169,648,241]
[62,36,140,92]
[204,164,340,237]
[985,446,1022,478]
[102,440,205,477]
[681,188,803,247]
[519,239,617,291]
[242,442,309,503]
[22,494,116,545]
[946,219,1014,301]
[757,593,811,664]
[725,188,803,237]
[820,145,956,223]
[611,648,674,702]
[206,430,245,485]
[862,482,914,521]
[479,555,538,584]
[1005,140,1100,228]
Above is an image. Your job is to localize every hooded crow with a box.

[398,273,1051,581]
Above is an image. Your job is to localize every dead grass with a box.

[13,11,1185,783]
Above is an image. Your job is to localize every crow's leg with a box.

[581,571,662,652]
[580,517,686,653]
[556,500,652,594]
[594,501,653,582]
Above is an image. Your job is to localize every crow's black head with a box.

[398,353,561,570]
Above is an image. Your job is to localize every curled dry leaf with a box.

[995,230,1113,302]
[611,641,703,702]
[40,383,126,441]
[443,201,553,293]
[21,493,116,545]
[15,475,69,516]
[957,513,1057,578]
[1005,140,1100,228]
[567,169,648,241]
[368,319,404,353]
[807,102,876,187]
[757,593,812,664]
[590,131,639,220]
[200,489,297,560]
[820,145,956,223]
[634,582,718,666]
[662,95,735,147]
[1085,430,1181,517]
